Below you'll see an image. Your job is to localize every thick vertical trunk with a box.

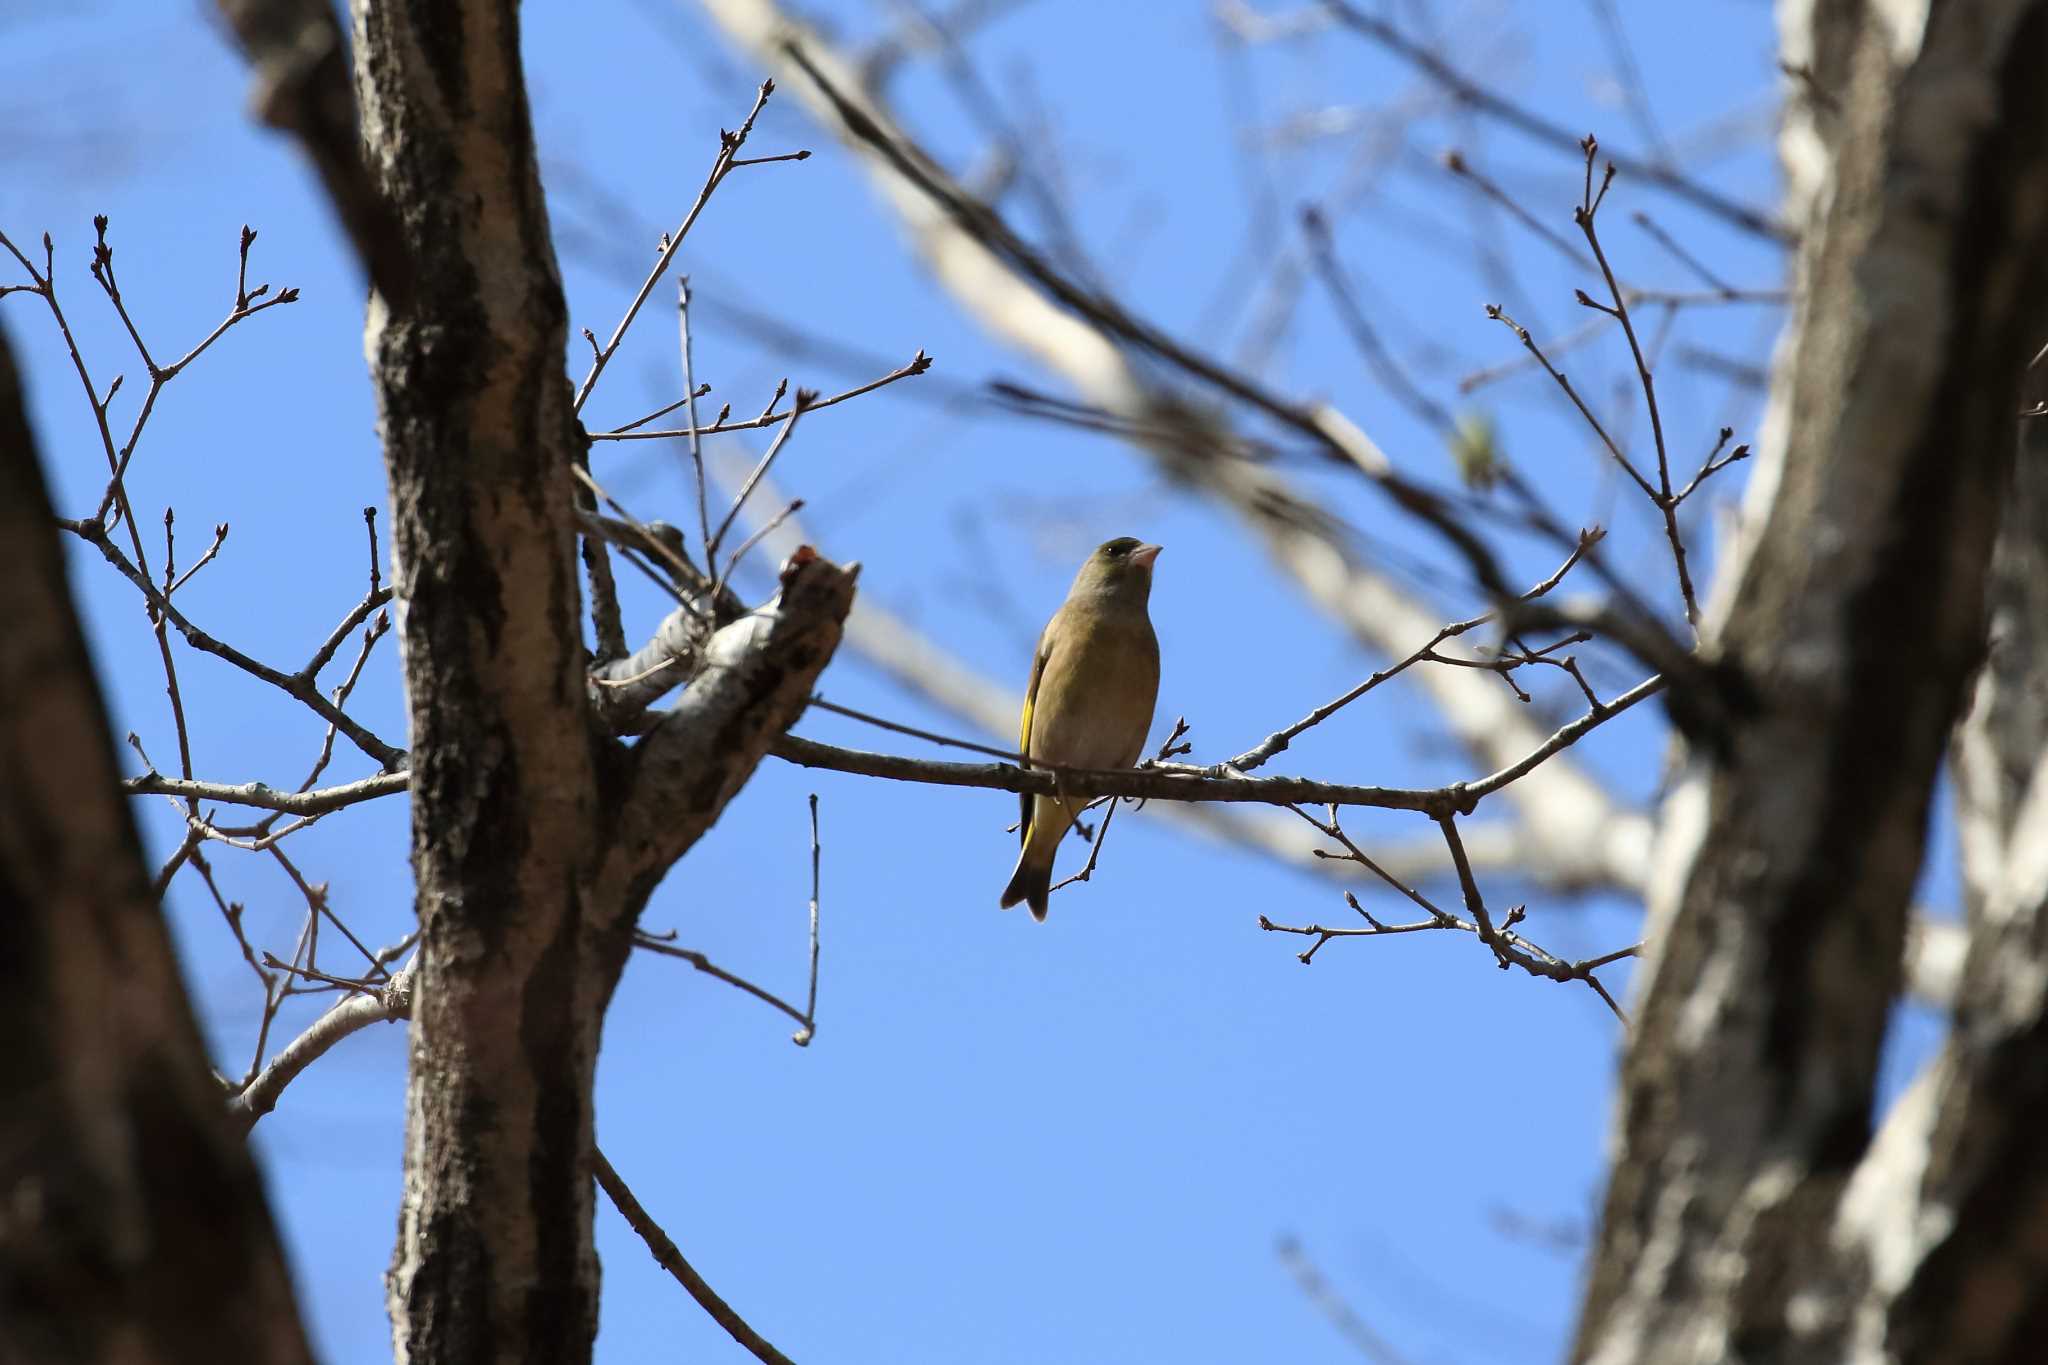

[1835,321,2048,1363]
[347,3,616,1360]
[1573,2,2048,1361]
[340,9,859,1360]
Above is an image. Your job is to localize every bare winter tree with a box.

[3,1,2044,1363]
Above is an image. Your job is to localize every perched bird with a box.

[999,536,1162,920]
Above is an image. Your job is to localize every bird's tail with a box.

[999,796,1064,921]
[999,845,1053,921]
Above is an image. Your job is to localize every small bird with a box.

[999,536,1162,920]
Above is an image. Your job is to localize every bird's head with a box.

[1071,535,1162,603]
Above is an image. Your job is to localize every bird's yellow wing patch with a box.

[1017,618,1057,844]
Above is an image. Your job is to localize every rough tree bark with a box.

[347,2,615,1356]
[336,3,854,1362]
[0,328,315,1364]
[1843,339,2048,1363]
[22,0,2044,1360]
[1573,1,2048,1361]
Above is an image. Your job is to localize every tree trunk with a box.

[342,7,858,1361]
[348,2,614,1358]
[1573,1,2048,1361]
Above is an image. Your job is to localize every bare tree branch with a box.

[125,770,410,815]
[57,514,406,770]
[768,671,1660,816]
[592,1148,800,1365]
[1315,0,1794,242]
[689,0,1668,897]
[229,965,415,1132]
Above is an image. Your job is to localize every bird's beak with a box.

[1131,543,1162,570]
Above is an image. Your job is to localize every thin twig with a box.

[1049,796,1119,893]
[1455,673,1665,801]
[595,349,930,442]
[1276,1237,1416,1365]
[1436,812,1504,964]
[572,82,783,414]
[715,498,805,607]
[796,792,821,1046]
[1458,314,1608,394]
[267,843,388,978]
[1442,150,1596,270]
[593,1148,801,1365]
[60,516,405,770]
[1267,807,1635,1020]
[1675,427,1751,503]
[804,694,1025,764]
[1319,1,1794,241]
[1485,304,1655,499]
[1572,136,1697,627]
[167,520,230,596]
[1224,530,1604,774]
[632,934,811,1030]
[707,390,815,561]
[1630,210,1734,294]
[679,277,713,551]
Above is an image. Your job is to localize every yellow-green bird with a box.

[999,536,1162,920]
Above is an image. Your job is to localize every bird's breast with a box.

[1027,620,1161,771]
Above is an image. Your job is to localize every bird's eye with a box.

[1107,543,1126,557]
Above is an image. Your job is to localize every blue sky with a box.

[2,3,1852,1361]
